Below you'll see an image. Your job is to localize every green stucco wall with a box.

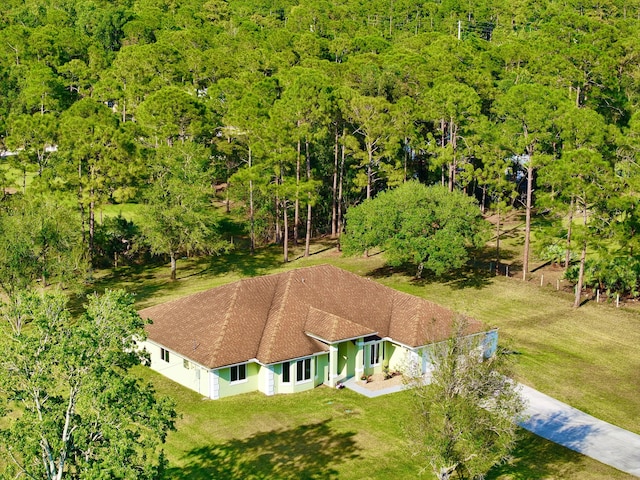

[142,340,210,397]
[217,362,260,398]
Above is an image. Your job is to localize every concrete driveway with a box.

[519,383,640,478]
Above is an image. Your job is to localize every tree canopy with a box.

[404,321,525,480]
[0,289,176,479]
[342,181,489,276]
[0,0,639,296]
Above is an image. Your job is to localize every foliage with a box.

[139,142,228,280]
[1,0,640,297]
[404,321,526,480]
[0,194,87,295]
[342,181,489,276]
[0,289,176,479]
[94,214,145,268]
[538,242,573,267]
[565,256,640,298]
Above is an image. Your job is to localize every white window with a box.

[282,361,290,383]
[296,358,311,383]
[160,348,170,363]
[230,364,247,383]
[183,359,191,369]
[370,342,383,366]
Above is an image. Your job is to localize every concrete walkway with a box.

[519,384,640,478]
[342,376,404,398]
[343,378,640,477]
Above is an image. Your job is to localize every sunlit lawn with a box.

[89,233,640,479]
[139,366,634,480]
[99,202,144,223]
[379,270,640,435]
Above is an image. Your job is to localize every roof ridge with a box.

[255,273,282,357]
[207,280,241,367]
[409,293,423,343]
[258,270,295,361]
[329,308,340,339]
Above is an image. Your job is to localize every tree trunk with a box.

[403,137,409,182]
[89,195,95,261]
[448,120,458,192]
[448,162,455,192]
[522,163,534,281]
[440,118,446,187]
[337,141,346,251]
[495,206,501,273]
[170,251,177,281]
[573,206,588,308]
[41,241,48,286]
[283,201,289,263]
[275,191,281,244]
[249,147,255,255]
[331,126,339,238]
[366,147,373,200]
[565,197,574,271]
[304,139,312,258]
[294,139,300,246]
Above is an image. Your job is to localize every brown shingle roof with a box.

[304,306,377,343]
[140,264,484,369]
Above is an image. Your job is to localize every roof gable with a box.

[304,306,377,343]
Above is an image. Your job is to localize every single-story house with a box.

[139,264,497,399]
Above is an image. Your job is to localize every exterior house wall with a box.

[258,364,276,396]
[142,330,499,400]
[315,353,329,387]
[483,329,499,358]
[363,340,386,376]
[216,362,260,399]
[276,361,295,394]
[142,340,210,397]
[337,341,358,380]
[386,342,413,373]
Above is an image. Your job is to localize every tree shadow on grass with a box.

[487,429,598,479]
[165,420,360,480]
[206,245,284,278]
[365,260,495,291]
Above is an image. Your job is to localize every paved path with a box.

[342,376,404,398]
[343,378,640,477]
[519,384,640,478]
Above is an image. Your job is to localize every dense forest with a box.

[1,0,640,300]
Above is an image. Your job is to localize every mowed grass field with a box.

[90,240,640,479]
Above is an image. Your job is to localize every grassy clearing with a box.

[378,271,640,434]
[88,239,383,310]
[89,239,640,478]
[139,366,634,480]
[92,241,640,434]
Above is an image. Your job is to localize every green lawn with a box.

[139,366,634,479]
[89,241,640,478]
[377,272,640,434]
